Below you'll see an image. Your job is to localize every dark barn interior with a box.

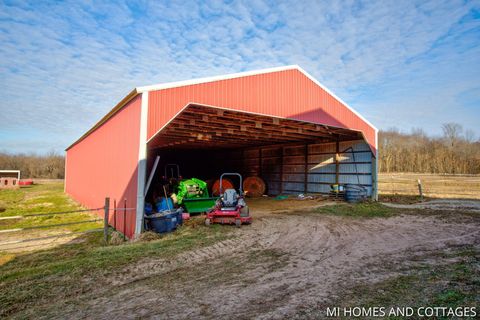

[145,104,375,198]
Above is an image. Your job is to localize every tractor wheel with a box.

[205,218,211,226]
[235,219,241,228]
[240,206,249,217]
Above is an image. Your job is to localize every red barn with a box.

[65,66,378,238]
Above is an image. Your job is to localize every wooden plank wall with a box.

[219,140,373,196]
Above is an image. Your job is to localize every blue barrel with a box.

[144,203,153,216]
[155,197,174,212]
[145,209,183,233]
[344,184,367,203]
[147,215,169,233]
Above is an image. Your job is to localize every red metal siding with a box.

[65,95,142,238]
[147,69,376,153]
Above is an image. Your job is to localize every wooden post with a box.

[304,144,308,193]
[335,139,340,185]
[279,147,284,194]
[103,197,110,245]
[258,148,263,178]
[417,179,423,201]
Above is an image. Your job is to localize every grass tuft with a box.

[315,202,396,218]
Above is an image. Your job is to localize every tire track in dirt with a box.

[109,217,272,286]
[73,211,480,320]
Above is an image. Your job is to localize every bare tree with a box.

[465,129,475,143]
[379,125,479,174]
[442,122,463,148]
[0,152,65,178]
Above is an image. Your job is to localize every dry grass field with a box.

[379,173,480,199]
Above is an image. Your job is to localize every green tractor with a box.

[165,164,216,214]
[175,178,216,213]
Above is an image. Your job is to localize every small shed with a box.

[65,66,378,237]
[0,170,20,189]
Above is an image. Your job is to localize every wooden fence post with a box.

[104,197,110,244]
[417,179,423,201]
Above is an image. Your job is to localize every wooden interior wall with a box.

[216,140,373,195]
[151,139,373,196]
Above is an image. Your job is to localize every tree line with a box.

[1,122,479,178]
[379,123,480,174]
[0,152,65,179]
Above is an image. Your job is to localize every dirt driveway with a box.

[65,199,480,319]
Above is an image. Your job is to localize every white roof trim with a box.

[136,65,377,131]
[136,65,299,93]
[0,170,21,179]
[295,66,378,131]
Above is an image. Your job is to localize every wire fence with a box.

[0,197,136,252]
[0,207,103,220]
[378,174,480,199]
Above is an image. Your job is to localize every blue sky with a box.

[0,0,479,154]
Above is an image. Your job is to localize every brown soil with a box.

[61,198,480,319]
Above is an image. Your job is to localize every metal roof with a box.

[67,65,376,151]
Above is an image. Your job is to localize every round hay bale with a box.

[243,176,266,197]
[211,178,234,196]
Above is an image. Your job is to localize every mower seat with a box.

[221,189,238,209]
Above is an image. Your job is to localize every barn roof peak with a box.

[135,65,376,132]
[67,65,377,151]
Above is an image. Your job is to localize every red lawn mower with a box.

[205,173,252,227]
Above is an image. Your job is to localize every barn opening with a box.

[145,104,375,200]
[66,65,379,237]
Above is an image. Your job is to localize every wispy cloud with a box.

[0,0,479,153]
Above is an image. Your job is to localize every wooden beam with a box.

[304,144,308,193]
[170,119,309,142]
[335,138,340,185]
[177,111,354,139]
[280,146,284,194]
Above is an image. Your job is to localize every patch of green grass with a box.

[315,202,396,218]
[0,222,232,317]
[0,182,102,232]
[0,181,235,317]
[0,183,75,215]
[379,193,428,204]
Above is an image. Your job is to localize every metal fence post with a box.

[104,197,110,244]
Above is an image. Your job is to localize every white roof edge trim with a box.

[295,66,378,131]
[136,65,299,93]
[136,64,377,132]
